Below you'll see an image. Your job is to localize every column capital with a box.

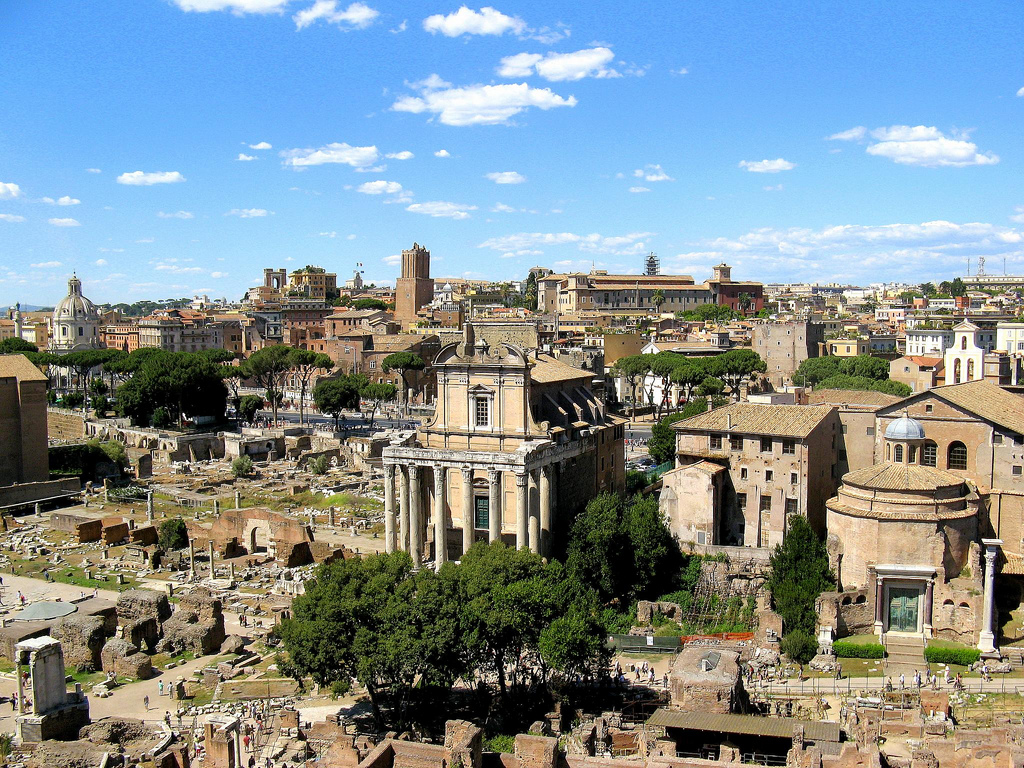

[384,463,396,480]
[514,472,528,488]
[461,466,474,480]
[487,467,501,481]
[434,464,446,483]
[409,464,419,479]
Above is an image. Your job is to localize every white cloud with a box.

[357,180,404,194]
[865,125,998,167]
[280,142,379,168]
[347,233,357,240]
[632,164,673,182]
[670,67,689,76]
[1011,206,1024,224]
[827,126,866,141]
[499,248,543,258]
[479,231,654,256]
[293,1,378,30]
[49,217,80,227]
[318,231,338,237]
[41,196,80,205]
[485,171,526,184]
[0,214,25,223]
[172,0,290,14]
[226,208,272,217]
[406,201,477,219]
[763,184,784,192]
[738,158,795,173]
[628,186,650,193]
[97,247,124,253]
[86,168,102,174]
[249,141,273,150]
[117,170,186,185]
[354,164,386,173]
[210,271,229,278]
[528,24,569,44]
[95,259,108,266]
[423,6,525,37]
[158,211,194,219]
[31,261,63,268]
[135,238,155,243]
[237,153,257,161]
[434,149,451,158]
[0,182,22,199]
[383,254,401,266]
[390,19,407,33]
[393,75,576,126]
[154,262,204,274]
[385,150,414,160]
[492,202,517,212]
[497,47,619,81]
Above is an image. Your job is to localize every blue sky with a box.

[1,0,1022,306]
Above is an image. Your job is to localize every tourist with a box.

[158,680,164,696]
[164,711,171,727]
[899,673,905,690]
[10,693,16,710]
[144,694,150,711]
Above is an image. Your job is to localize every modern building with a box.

[380,323,625,568]
[0,354,49,486]
[660,403,839,548]
[138,309,224,352]
[395,242,433,327]
[51,274,101,353]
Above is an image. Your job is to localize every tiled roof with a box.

[929,380,1024,435]
[905,356,943,367]
[0,354,47,382]
[368,334,437,351]
[841,462,964,492]
[672,402,835,438]
[807,389,903,409]
[530,355,593,383]
[647,710,839,743]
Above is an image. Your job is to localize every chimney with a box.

[726,414,732,430]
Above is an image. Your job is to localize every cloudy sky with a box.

[1,0,1023,305]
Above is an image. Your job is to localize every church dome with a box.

[53,274,99,322]
[885,414,926,441]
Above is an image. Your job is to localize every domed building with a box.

[51,274,101,353]
[825,414,987,643]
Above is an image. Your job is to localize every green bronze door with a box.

[887,587,920,632]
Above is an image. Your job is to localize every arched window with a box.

[967,359,975,380]
[954,358,962,383]
[961,335,967,350]
[948,441,968,471]
[922,441,937,467]
[894,444,904,463]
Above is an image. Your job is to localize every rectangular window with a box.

[737,493,747,512]
[925,404,933,413]
[866,427,875,436]
[782,439,796,454]
[710,435,723,450]
[474,496,489,529]
[765,470,774,482]
[475,397,490,427]
[760,437,773,453]
[994,433,1003,445]
[1014,466,1022,476]
[790,472,798,485]
[841,424,848,434]
[730,435,743,450]
[740,467,748,480]
[785,498,798,516]
[759,495,772,513]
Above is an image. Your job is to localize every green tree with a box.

[198,348,236,364]
[649,412,688,465]
[611,355,648,416]
[524,271,538,311]
[381,351,426,412]
[651,288,665,313]
[949,277,966,297]
[816,374,911,397]
[158,517,189,551]
[696,376,725,398]
[715,349,766,396]
[780,629,817,666]
[792,356,843,386]
[670,361,705,405]
[840,355,889,380]
[117,352,228,427]
[308,455,329,475]
[767,516,833,640]
[238,394,264,423]
[352,298,388,311]
[0,338,37,354]
[313,376,363,429]
[232,455,254,477]
[360,381,397,429]
[242,345,292,426]
[288,349,335,425]
[920,282,936,297]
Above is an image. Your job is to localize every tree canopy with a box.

[117,351,228,427]
[767,515,833,649]
[793,354,890,387]
[312,375,363,429]
[352,298,388,311]
[241,345,292,424]
[0,338,38,354]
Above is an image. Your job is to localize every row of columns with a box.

[383,462,555,570]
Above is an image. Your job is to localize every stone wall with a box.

[0,478,80,509]
[47,408,87,441]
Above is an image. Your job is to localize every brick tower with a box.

[395,242,432,326]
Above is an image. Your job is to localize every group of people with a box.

[612,659,668,689]
[885,666,964,692]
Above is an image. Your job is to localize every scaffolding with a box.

[644,252,660,276]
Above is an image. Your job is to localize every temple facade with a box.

[381,324,625,568]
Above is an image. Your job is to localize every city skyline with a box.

[2,0,1023,305]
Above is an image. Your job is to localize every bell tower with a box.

[395,242,433,326]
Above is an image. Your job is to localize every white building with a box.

[997,322,1024,354]
[944,321,995,385]
[905,328,954,357]
[50,274,101,353]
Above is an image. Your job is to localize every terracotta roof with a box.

[663,460,726,477]
[368,334,436,351]
[807,389,903,409]
[672,402,835,438]
[905,356,943,367]
[0,354,47,382]
[929,380,1024,435]
[530,355,593,383]
[841,462,964,492]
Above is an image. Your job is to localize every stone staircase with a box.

[884,635,926,678]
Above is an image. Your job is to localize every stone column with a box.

[213,498,220,516]
[399,466,410,553]
[923,579,934,637]
[409,465,422,567]
[978,539,1002,654]
[433,466,447,571]
[874,577,884,635]
[528,469,540,555]
[487,469,501,543]
[461,467,474,557]
[189,540,196,581]
[383,465,397,555]
[539,465,553,558]
[229,561,236,583]
[16,653,24,714]
[234,490,241,510]
[146,492,154,522]
[208,540,215,579]
[515,472,529,550]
